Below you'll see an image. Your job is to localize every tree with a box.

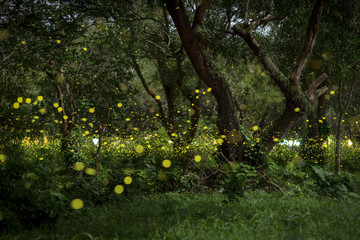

[164,0,329,165]
[120,3,205,150]
[0,0,135,171]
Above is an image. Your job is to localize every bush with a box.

[0,145,67,230]
[339,145,360,172]
[268,144,300,167]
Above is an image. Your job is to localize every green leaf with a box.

[311,166,326,182]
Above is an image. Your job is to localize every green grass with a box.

[1,191,360,240]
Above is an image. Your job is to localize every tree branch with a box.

[232,25,290,98]
[1,48,19,63]
[132,58,167,127]
[244,0,250,25]
[193,0,213,27]
[345,73,358,111]
[290,0,327,86]
[307,72,328,100]
[249,15,282,30]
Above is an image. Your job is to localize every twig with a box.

[244,0,250,25]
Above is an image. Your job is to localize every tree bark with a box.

[335,113,343,173]
[166,0,243,161]
[335,74,357,173]
[264,102,304,155]
[233,0,327,156]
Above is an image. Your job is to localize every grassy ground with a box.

[1,191,360,240]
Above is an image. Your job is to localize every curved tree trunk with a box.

[166,0,243,162]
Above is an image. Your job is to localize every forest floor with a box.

[1,191,360,240]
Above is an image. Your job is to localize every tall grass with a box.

[1,191,360,240]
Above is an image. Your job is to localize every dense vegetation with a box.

[1,0,360,239]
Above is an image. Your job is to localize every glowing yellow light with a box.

[81,118,87,122]
[217,138,224,145]
[158,171,166,180]
[89,108,95,113]
[135,144,144,153]
[37,108,46,115]
[25,98,31,104]
[125,118,130,121]
[253,126,260,131]
[207,87,212,92]
[294,107,300,112]
[311,59,322,70]
[21,41,26,45]
[102,179,109,186]
[162,159,171,168]
[124,176,132,185]
[330,91,335,95]
[13,102,20,109]
[117,103,123,108]
[56,40,61,44]
[37,96,43,101]
[195,89,200,93]
[240,104,247,109]
[57,107,63,112]
[194,155,201,162]
[114,185,124,194]
[73,162,85,171]
[85,168,96,176]
[83,47,87,51]
[63,115,68,120]
[84,131,90,135]
[70,199,84,210]
[17,97,23,103]
[0,29,10,41]
[155,95,161,100]
[273,138,279,142]
[53,103,59,108]
[0,154,7,162]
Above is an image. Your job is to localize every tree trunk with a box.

[335,113,343,173]
[334,73,357,173]
[166,1,243,162]
[264,102,304,155]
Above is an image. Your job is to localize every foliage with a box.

[0,144,67,230]
[267,144,300,167]
[299,119,330,165]
[220,162,257,199]
[1,0,360,237]
[2,192,360,239]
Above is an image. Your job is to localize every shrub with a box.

[0,145,67,230]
